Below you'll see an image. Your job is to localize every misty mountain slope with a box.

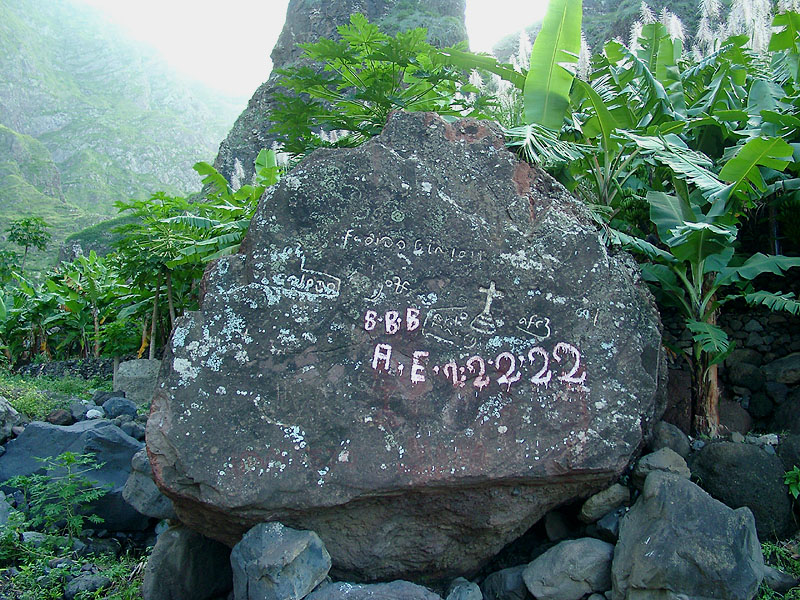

[0,0,244,271]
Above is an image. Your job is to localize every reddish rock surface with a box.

[148,112,665,583]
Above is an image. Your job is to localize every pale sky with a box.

[70,0,548,98]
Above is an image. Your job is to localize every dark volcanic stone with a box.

[148,112,666,583]
[689,441,795,540]
[46,408,73,426]
[611,473,763,600]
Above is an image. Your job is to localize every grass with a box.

[0,372,112,421]
[758,538,800,600]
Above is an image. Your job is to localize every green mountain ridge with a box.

[0,0,245,272]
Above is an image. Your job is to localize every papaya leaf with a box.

[523,0,582,129]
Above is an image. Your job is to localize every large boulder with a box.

[148,111,666,582]
[763,352,800,385]
[689,441,796,540]
[0,397,21,444]
[612,472,763,600]
[0,420,148,531]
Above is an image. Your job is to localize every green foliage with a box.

[758,541,800,600]
[0,372,110,420]
[523,0,582,129]
[271,13,493,156]
[7,452,108,543]
[786,466,800,499]
[6,217,51,271]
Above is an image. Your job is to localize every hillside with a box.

[0,0,244,273]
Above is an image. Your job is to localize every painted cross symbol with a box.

[479,281,504,316]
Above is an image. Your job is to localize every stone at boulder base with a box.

[46,408,74,426]
[647,420,690,458]
[142,524,233,600]
[611,472,763,600]
[114,359,161,404]
[148,111,665,582]
[522,538,614,600]
[230,522,331,600]
[306,581,442,600]
[578,483,629,524]
[689,441,796,540]
[0,420,148,531]
[122,448,177,521]
[480,565,529,600]
[631,447,690,489]
[446,577,482,600]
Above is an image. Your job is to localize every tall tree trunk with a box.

[149,271,162,360]
[165,269,176,329]
[138,318,148,358]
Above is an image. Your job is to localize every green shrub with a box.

[6,452,108,543]
[758,541,800,600]
[0,372,111,420]
[786,466,800,500]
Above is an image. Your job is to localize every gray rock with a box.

[771,394,800,434]
[777,434,800,472]
[747,392,773,418]
[148,111,666,581]
[631,447,691,489]
[142,525,232,600]
[578,484,629,524]
[85,408,104,419]
[648,420,690,458]
[447,577,482,600]
[594,507,625,544]
[46,408,73,426]
[765,381,789,404]
[64,573,111,600]
[20,531,47,546]
[102,396,138,419]
[0,420,148,531]
[762,565,800,594]
[727,362,765,392]
[611,473,763,600]
[70,400,93,422]
[307,581,442,599]
[231,522,331,600]
[0,397,21,444]
[121,421,146,441]
[763,352,800,385]
[522,538,613,600]
[480,566,529,600]
[122,448,177,520]
[730,431,745,443]
[689,441,795,540]
[114,359,161,404]
[725,348,762,367]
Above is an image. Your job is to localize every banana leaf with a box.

[523,0,582,129]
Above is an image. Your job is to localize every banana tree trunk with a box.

[691,281,721,438]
